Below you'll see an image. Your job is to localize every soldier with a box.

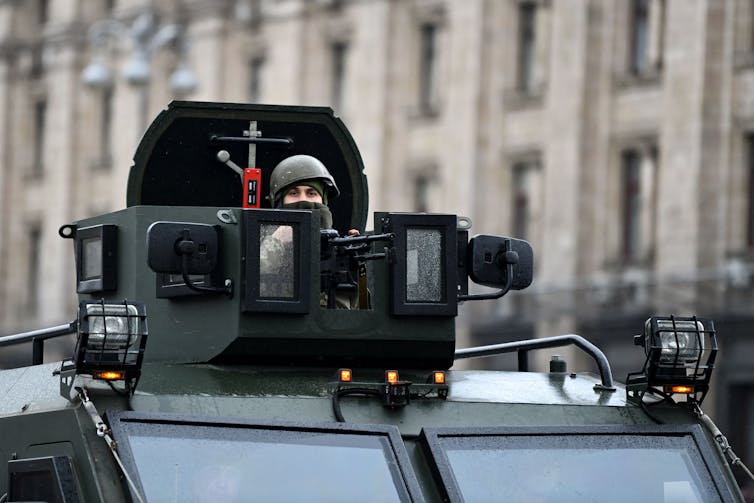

[261,155,359,308]
[268,154,342,226]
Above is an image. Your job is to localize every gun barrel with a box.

[329,232,394,246]
[210,135,293,146]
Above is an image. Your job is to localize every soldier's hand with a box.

[347,229,360,236]
[272,225,293,243]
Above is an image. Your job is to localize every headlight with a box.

[627,316,718,405]
[74,300,148,375]
[85,303,142,352]
[654,319,704,364]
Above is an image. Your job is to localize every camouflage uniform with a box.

[261,158,359,309]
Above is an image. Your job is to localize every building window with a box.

[750,0,754,51]
[99,88,113,168]
[413,173,433,213]
[30,44,44,78]
[747,134,754,248]
[511,159,541,241]
[37,0,49,25]
[249,56,264,102]
[622,150,642,260]
[629,0,650,74]
[517,2,537,93]
[329,0,345,10]
[628,0,664,76]
[32,99,46,177]
[330,41,348,112]
[247,0,263,28]
[620,145,657,263]
[418,22,438,115]
[31,0,47,79]
[512,164,530,239]
[654,0,666,68]
[733,0,754,66]
[26,225,41,313]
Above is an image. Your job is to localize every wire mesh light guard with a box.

[627,315,717,405]
[74,299,148,382]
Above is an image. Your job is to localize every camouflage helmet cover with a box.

[269,155,340,206]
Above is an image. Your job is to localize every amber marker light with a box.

[665,385,694,394]
[95,370,125,381]
[339,368,352,382]
[386,370,399,384]
[433,371,446,385]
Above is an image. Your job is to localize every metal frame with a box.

[419,424,739,503]
[383,213,457,316]
[107,410,424,503]
[75,224,117,293]
[73,300,148,382]
[242,209,312,313]
[627,316,718,405]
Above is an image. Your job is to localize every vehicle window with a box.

[112,416,417,503]
[259,223,295,298]
[422,426,733,503]
[405,228,443,302]
[7,456,80,503]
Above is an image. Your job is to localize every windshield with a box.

[422,426,731,503]
[114,418,413,503]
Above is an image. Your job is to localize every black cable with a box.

[640,400,663,424]
[106,380,130,397]
[644,387,676,406]
[332,388,382,422]
[178,243,232,296]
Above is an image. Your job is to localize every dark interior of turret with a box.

[127,102,368,234]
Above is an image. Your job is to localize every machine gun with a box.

[319,230,394,309]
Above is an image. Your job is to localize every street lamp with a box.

[169,61,198,95]
[81,11,197,135]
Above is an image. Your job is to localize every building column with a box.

[540,0,588,306]
[43,43,78,324]
[655,1,707,312]
[0,57,11,326]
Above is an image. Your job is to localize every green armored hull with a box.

[0,102,748,502]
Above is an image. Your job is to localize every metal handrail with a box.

[454,334,616,391]
[0,321,77,365]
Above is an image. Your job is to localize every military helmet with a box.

[269,155,340,207]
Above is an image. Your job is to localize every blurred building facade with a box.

[0,0,753,486]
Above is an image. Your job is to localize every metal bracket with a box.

[58,361,78,401]
[216,209,237,224]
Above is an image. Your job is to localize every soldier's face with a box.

[283,185,323,205]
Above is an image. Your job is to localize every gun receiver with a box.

[320,230,394,308]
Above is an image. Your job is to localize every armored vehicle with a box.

[0,102,752,502]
